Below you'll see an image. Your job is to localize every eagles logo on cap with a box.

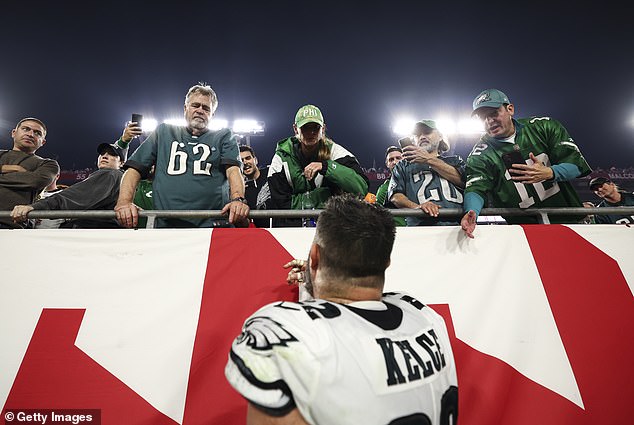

[472,89,511,114]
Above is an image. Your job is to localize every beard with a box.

[189,116,208,132]
[422,140,439,153]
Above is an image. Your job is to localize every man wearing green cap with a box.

[461,88,592,238]
[388,120,465,226]
[266,104,369,227]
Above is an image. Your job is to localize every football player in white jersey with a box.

[225,194,458,425]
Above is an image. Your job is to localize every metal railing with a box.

[2,207,633,227]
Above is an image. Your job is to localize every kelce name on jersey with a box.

[376,328,446,387]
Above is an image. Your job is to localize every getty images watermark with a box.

[3,410,100,425]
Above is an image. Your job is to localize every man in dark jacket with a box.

[11,143,126,228]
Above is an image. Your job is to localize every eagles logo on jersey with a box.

[236,316,298,351]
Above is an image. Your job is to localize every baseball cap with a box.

[588,176,611,190]
[413,120,450,152]
[97,143,126,162]
[414,120,437,131]
[472,89,511,114]
[295,105,324,128]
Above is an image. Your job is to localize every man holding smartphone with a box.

[461,88,592,238]
[388,120,465,226]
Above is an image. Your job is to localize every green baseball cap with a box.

[472,89,511,114]
[414,120,437,131]
[295,105,324,128]
[413,120,450,152]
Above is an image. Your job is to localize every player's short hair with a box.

[385,145,402,157]
[185,82,218,114]
[239,145,256,156]
[315,194,396,283]
[15,117,47,137]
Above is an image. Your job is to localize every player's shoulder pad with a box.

[242,300,334,352]
[383,291,428,311]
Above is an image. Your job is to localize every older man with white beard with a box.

[114,82,248,228]
[388,120,465,226]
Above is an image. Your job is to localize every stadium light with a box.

[209,118,228,131]
[433,117,456,135]
[142,118,158,133]
[392,118,417,136]
[392,116,485,137]
[457,117,484,134]
[162,118,228,130]
[232,119,265,135]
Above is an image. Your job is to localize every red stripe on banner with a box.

[523,224,634,424]
[182,229,298,425]
[431,302,611,425]
[2,309,177,424]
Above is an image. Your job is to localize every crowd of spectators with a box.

[2,85,633,230]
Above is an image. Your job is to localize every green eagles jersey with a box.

[388,156,465,226]
[133,179,153,228]
[268,137,368,207]
[126,123,241,227]
[595,192,634,224]
[375,179,406,227]
[465,117,592,224]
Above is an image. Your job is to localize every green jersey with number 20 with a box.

[465,117,591,224]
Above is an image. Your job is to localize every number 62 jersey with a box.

[225,292,458,425]
[125,123,241,227]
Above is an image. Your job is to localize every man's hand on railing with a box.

[221,199,250,227]
[11,205,34,223]
[461,210,477,239]
[115,202,140,228]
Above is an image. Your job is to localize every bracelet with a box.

[229,196,248,204]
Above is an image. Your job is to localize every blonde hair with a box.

[317,137,334,161]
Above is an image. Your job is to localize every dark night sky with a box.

[1,1,633,171]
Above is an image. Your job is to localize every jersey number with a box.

[506,153,560,208]
[416,174,463,204]
[388,385,458,425]
[166,142,212,176]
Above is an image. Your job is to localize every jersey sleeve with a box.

[31,169,120,211]
[539,118,592,177]
[125,126,160,178]
[322,156,369,196]
[225,303,322,417]
[219,130,241,168]
[387,161,407,201]
[464,143,495,199]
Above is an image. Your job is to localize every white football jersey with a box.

[225,292,458,425]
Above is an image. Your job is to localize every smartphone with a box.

[502,150,525,170]
[398,137,414,149]
[131,113,143,128]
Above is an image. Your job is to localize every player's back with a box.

[226,292,458,425]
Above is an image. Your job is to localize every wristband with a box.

[230,197,248,205]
